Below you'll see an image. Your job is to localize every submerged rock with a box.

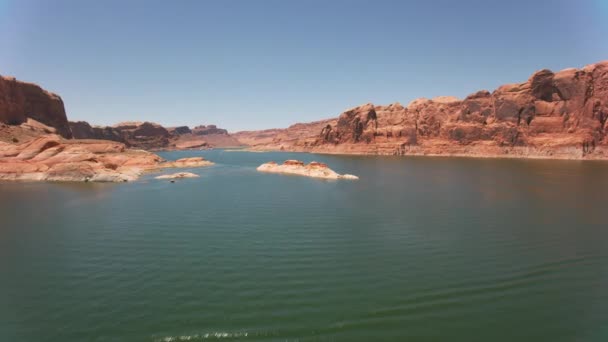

[257,160,358,180]
[155,172,199,180]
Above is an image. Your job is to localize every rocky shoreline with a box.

[0,131,215,182]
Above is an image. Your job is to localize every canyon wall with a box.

[235,61,608,159]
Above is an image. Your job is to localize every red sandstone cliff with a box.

[0,75,72,138]
[235,61,608,159]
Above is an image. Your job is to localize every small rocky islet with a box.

[257,160,358,180]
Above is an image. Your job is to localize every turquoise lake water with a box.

[1,150,608,341]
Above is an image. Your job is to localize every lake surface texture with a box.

[1,150,607,341]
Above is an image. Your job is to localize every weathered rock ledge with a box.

[257,160,358,180]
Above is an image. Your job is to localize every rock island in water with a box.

[257,160,358,180]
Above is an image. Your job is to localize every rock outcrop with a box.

[236,61,608,160]
[257,160,358,180]
[0,75,72,138]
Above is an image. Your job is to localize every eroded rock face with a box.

[0,75,72,138]
[236,61,608,159]
[257,160,358,180]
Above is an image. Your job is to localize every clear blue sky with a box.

[1,0,607,132]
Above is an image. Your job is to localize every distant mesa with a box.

[257,160,358,180]
[69,121,241,150]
